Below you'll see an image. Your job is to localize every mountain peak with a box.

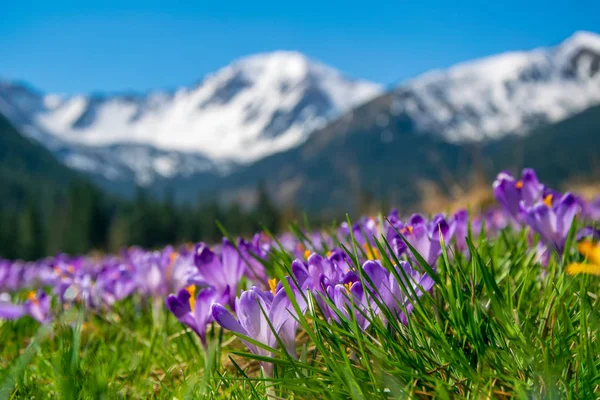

[387,31,600,142]
[1,51,381,174]
[559,30,600,51]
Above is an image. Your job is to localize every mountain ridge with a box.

[1,31,599,207]
[0,51,382,184]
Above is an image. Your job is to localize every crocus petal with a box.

[291,260,310,288]
[194,286,219,322]
[0,302,26,319]
[212,303,249,337]
[236,290,271,347]
[222,239,245,291]
[555,193,580,240]
[577,226,600,242]
[166,293,190,318]
[521,168,544,205]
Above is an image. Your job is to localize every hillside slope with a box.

[0,113,78,208]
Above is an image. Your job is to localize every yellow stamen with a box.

[401,225,413,235]
[363,243,381,260]
[66,265,75,274]
[304,249,311,260]
[326,250,332,258]
[54,266,61,275]
[344,282,353,294]
[578,241,600,266]
[268,278,277,295]
[566,263,600,276]
[515,180,524,189]
[185,285,196,312]
[27,291,39,305]
[543,194,553,208]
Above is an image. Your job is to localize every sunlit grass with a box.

[1,218,600,399]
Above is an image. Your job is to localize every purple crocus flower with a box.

[96,263,137,306]
[166,285,219,347]
[0,299,27,320]
[194,239,246,309]
[327,249,353,276]
[576,226,600,242]
[400,214,455,267]
[481,207,509,237]
[238,234,269,283]
[581,197,600,221]
[453,209,470,256]
[326,281,370,331]
[520,192,580,255]
[385,208,404,242]
[0,290,51,324]
[211,285,307,376]
[363,260,434,324]
[292,253,347,319]
[162,247,198,294]
[493,169,544,224]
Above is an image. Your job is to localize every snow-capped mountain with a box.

[388,31,600,141]
[2,32,600,192]
[0,51,382,184]
[213,32,600,212]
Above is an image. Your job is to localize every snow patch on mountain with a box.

[391,30,600,142]
[16,51,382,163]
[0,52,381,184]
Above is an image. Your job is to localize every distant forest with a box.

[0,181,282,261]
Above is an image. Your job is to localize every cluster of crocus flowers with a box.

[1,167,599,351]
[0,290,51,324]
[493,169,581,260]
[493,168,545,224]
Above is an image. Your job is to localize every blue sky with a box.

[1,0,598,94]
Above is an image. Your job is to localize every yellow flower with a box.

[566,241,600,276]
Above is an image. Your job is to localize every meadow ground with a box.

[1,171,600,399]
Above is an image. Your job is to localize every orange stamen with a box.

[515,180,524,189]
[363,243,381,260]
[344,282,353,294]
[185,285,196,312]
[543,194,553,208]
[268,278,277,295]
[304,249,311,260]
[27,291,39,305]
